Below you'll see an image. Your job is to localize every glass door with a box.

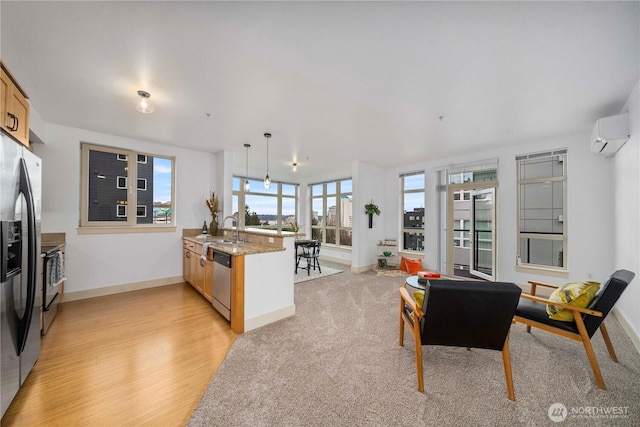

[470,188,496,281]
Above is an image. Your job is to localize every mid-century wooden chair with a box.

[399,280,522,401]
[513,269,635,390]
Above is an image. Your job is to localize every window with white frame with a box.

[231,177,298,231]
[401,172,425,252]
[516,149,567,270]
[80,143,174,227]
[310,179,352,247]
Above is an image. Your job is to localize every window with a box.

[231,177,298,231]
[453,219,471,248]
[116,176,127,189]
[310,179,352,247]
[80,143,175,229]
[516,150,567,270]
[401,172,425,252]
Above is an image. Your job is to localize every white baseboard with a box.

[612,308,640,355]
[351,264,375,273]
[63,276,184,302]
[319,255,351,266]
[244,305,296,332]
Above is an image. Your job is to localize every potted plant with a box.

[364,200,380,228]
[205,191,220,236]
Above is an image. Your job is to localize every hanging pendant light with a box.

[264,133,271,189]
[244,143,251,192]
[135,90,154,113]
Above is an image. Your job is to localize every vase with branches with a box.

[287,219,303,238]
[205,191,220,236]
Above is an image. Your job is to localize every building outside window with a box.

[310,179,352,247]
[401,172,425,252]
[80,143,174,228]
[516,149,567,270]
[231,177,298,231]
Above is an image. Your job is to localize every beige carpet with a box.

[294,266,343,283]
[374,267,408,277]
[189,270,640,426]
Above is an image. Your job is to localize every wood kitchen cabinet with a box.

[201,255,213,302]
[1,61,30,148]
[183,239,213,303]
[182,241,196,286]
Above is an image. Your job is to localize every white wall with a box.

[383,132,616,285]
[352,161,385,269]
[614,80,640,349]
[34,123,217,294]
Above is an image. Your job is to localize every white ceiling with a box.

[1,1,638,182]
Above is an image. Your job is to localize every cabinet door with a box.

[0,70,8,133]
[7,87,29,147]
[194,256,205,293]
[189,251,198,287]
[183,247,191,283]
[202,257,213,302]
[0,68,30,147]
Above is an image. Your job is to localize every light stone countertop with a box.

[183,236,285,256]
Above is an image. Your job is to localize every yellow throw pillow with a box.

[413,291,425,310]
[546,281,600,322]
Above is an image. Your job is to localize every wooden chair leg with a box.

[399,298,405,347]
[599,323,618,362]
[413,318,424,393]
[575,315,606,390]
[502,333,515,401]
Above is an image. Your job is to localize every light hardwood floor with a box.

[1,283,235,426]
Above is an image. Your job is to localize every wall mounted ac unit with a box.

[591,112,630,158]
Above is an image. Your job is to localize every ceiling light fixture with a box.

[136,90,154,113]
[291,162,297,172]
[263,132,271,189]
[244,143,251,192]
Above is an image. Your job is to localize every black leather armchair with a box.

[514,269,635,390]
[399,280,522,400]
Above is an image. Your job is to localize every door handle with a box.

[17,158,37,354]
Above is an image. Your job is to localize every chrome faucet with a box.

[222,215,240,242]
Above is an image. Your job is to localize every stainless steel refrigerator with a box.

[1,131,41,417]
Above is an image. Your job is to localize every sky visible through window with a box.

[404,174,425,211]
[153,157,173,203]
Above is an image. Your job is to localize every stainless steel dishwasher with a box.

[212,251,232,321]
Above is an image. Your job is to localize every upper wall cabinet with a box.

[0,61,30,148]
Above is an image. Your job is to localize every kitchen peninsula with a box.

[182,228,297,334]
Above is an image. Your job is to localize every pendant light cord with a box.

[264,133,271,188]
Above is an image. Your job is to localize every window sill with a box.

[77,226,176,235]
[516,264,569,279]
[320,244,352,252]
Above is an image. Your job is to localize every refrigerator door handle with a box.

[17,158,37,354]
